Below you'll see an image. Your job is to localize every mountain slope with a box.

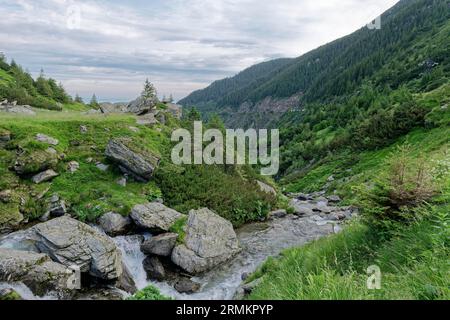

[179,0,450,127]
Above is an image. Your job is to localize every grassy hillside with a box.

[245,120,449,300]
[0,111,276,232]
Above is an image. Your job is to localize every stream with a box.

[114,214,337,300]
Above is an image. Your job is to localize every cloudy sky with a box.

[0,0,399,102]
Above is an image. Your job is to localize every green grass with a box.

[248,204,449,300]
[128,285,172,300]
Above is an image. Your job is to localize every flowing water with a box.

[114,215,336,300]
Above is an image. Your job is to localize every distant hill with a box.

[179,0,450,127]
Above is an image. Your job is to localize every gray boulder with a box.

[67,161,80,173]
[31,169,59,184]
[99,102,127,114]
[141,233,178,257]
[105,138,160,181]
[269,209,287,219]
[136,113,158,127]
[143,256,165,281]
[0,248,75,296]
[36,133,59,146]
[174,278,201,294]
[171,208,240,274]
[131,203,183,232]
[289,199,314,216]
[127,96,157,115]
[98,212,131,236]
[14,149,58,175]
[32,216,123,280]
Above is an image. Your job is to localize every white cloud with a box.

[0,0,399,102]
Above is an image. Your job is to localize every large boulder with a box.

[141,233,178,257]
[0,248,75,296]
[130,203,183,232]
[143,256,166,281]
[98,212,131,236]
[14,149,58,175]
[31,169,59,184]
[99,102,127,114]
[127,96,157,115]
[257,181,277,196]
[171,208,240,274]
[105,138,160,182]
[31,216,123,280]
[35,133,59,146]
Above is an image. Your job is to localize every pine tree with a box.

[74,94,84,104]
[90,94,99,109]
[141,78,157,101]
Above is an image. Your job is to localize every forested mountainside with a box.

[179,0,450,127]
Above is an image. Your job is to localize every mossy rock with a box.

[14,149,58,175]
[0,202,24,233]
[0,288,22,300]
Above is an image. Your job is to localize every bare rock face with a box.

[130,203,183,232]
[0,248,75,296]
[31,216,123,280]
[171,208,240,274]
[98,212,131,237]
[105,138,160,182]
[141,233,178,257]
[143,256,165,281]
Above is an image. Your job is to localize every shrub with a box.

[128,285,171,300]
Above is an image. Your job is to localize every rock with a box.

[329,212,346,221]
[116,176,127,187]
[127,96,157,115]
[31,169,59,184]
[105,138,160,181]
[0,248,75,296]
[143,256,165,281]
[241,272,250,281]
[171,208,240,274]
[99,102,127,114]
[0,130,11,143]
[256,181,277,196]
[289,199,314,216]
[67,161,80,173]
[0,288,22,300]
[314,203,332,214]
[36,133,59,146]
[136,113,159,127]
[241,278,263,294]
[327,195,341,203]
[96,163,109,172]
[141,233,178,257]
[165,103,183,119]
[296,193,313,201]
[46,147,57,154]
[0,190,12,203]
[128,126,139,133]
[130,203,183,232]
[174,278,201,294]
[269,209,287,219]
[327,175,335,182]
[2,105,36,115]
[98,212,131,236]
[31,216,123,280]
[79,125,88,133]
[48,195,67,217]
[14,149,58,175]
[116,263,137,294]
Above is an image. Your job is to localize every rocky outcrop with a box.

[31,169,59,184]
[30,216,123,280]
[0,248,75,296]
[0,100,36,116]
[136,113,158,127]
[131,203,183,232]
[127,97,157,115]
[105,138,160,182]
[14,149,58,175]
[98,212,131,236]
[165,103,183,119]
[141,233,178,257]
[171,208,240,274]
[99,102,127,114]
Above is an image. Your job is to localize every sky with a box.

[0,0,399,102]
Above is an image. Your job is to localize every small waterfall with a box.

[0,282,58,300]
[113,235,149,290]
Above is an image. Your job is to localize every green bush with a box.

[128,285,172,300]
